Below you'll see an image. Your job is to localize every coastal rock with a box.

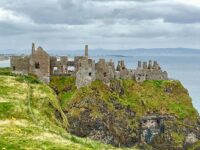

[49,77,200,149]
[186,133,198,144]
[66,97,138,147]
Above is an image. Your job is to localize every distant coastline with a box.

[0,59,10,67]
[0,56,9,61]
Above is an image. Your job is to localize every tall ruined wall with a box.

[146,70,168,80]
[50,56,68,75]
[50,57,57,75]
[76,57,95,88]
[135,60,168,82]
[74,56,85,72]
[10,56,29,74]
[116,60,132,79]
[95,59,115,84]
[29,47,50,83]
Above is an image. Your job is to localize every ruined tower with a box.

[85,45,88,57]
[143,62,148,69]
[29,45,50,83]
[148,60,153,69]
[32,43,35,54]
[137,61,142,70]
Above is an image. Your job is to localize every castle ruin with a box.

[11,43,168,88]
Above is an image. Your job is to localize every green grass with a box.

[0,67,199,149]
[189,141,200,150]
[171,132,184,148]
[59,91,75,110]
[0,70,127,149]
[0,67,13,76]
[49,76,199,123]
[118,79,199,122]
[0,102,14,119]
[49,76,76,93]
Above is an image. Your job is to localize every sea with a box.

[0,48,200,113]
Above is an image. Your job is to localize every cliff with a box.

[50,76,200,149]
[0,68,200,149]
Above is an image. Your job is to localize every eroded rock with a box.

[66,97,138,147]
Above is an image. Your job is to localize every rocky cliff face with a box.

[67,96,137,147]
[50,77,200,149]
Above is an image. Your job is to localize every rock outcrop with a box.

[49,77,200,149]
[66,97,137,147]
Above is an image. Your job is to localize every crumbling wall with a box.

[29,46,50,83]
[116,60,131,79]
[10,43,169,86]
[95,59,115,84]
[10,56,29,74]
[135,71,146,83]
[50,56,68,75]
[134,60,168,82]
[74,56,84,72]
[76,57,95,88]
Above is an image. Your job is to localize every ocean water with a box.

[1,48,200,113]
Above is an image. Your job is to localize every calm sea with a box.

[1,48,200,113]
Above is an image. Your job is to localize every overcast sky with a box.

[0,0,200,50]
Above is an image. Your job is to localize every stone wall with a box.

[74,56,85,72]
[11,56,29,74]
[95,59,115,84]
[29,46,50,83]
[135,60,168,82]
[116,60,131,79]
[50,56,68,75]
[10,43,169,86]
[76,57,95,88]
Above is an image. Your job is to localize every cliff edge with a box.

[50,76,200,149]
[0,67,200,149]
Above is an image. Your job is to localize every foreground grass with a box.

[1,67,199,149]
[0,74,129,150]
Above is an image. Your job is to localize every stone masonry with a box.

[135,60,168,83]
[11,43,169,88]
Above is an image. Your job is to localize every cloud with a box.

[2,0,200,25]
[0,0,199,49]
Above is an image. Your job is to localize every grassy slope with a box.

[0,67,199,149]
[52,78,199,148]
[56,78,199,123]
[0,72,126,149]
[120,79,199,121]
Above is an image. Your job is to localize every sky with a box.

[0,0,200,50]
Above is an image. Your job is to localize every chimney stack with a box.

[32,42,35,54]
[85,45,88,57]
[137,61,142,69]
[148,60,153,69]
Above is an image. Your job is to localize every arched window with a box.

[13,66,16,71]
[35,62,40,69]
[89,72,92,76]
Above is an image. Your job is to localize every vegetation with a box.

[189,141,200,150]
[0,67,13,76]
[51,77,199,123]
[0,68,126,150]
[49,76,200,148]
[0,67,199,149]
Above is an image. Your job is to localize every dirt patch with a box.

[33,132,73,145]
[0,119,28,127]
